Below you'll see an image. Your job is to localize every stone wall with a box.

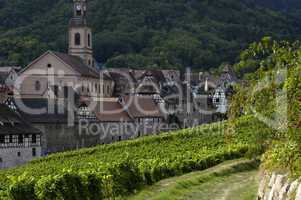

[35,122,138,154]
[34,121,165,155]
[0,146,42,169]
[258,172,301,200]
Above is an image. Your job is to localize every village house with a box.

[108,68,182,121]
[120,95,165,135]
[108,68,181,97]
[0,67,19,90]
[0,104,42,169]
[174,66,237,127]
[14,94,165,154]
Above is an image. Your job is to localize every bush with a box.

[35,171,90,200]
[107,159,143,197]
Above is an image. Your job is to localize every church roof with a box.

[52,52,100,79]
[20,51,105,80]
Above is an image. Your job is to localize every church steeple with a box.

[73,0,87,18]
[68,0,94,67]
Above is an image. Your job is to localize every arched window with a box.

[75,33,81,46]
[35,81,41,91]
[88,33,91,47]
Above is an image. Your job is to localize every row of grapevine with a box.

[1,146,251,200]
[0,116,274,199]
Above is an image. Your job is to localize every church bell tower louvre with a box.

[68,0,94,68]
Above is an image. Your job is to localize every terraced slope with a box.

[0,116,272,199]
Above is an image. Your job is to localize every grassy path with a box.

[175,170,258,200]
[125,159,259,200]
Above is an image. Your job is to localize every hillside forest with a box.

[0,0,300,70]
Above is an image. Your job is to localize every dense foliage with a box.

[230,37,301,177]
[0,116,274,199]
[248,0,301,20]
[0,0,300,69]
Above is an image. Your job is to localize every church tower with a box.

[68,0,94,67]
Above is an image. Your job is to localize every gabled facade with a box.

[119,95,165,135]
[18,51,114,99]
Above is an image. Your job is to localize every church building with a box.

[18,0,114,100]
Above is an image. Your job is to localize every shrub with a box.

[107,159,143,197]
[35,171,90,200]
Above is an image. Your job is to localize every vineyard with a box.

[0,115,274,200]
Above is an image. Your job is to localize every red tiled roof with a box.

[94,100,133,122]
[122,95,164,118]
